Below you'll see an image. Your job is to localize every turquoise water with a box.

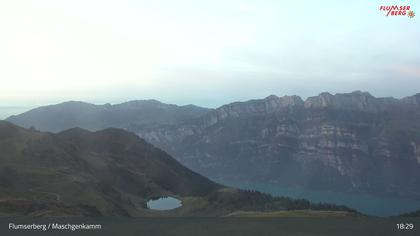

[147,196,182,210]
[216,179,420,217]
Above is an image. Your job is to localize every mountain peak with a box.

[264,94,279,100]
[319,91,333,97]
[304,91,379,110]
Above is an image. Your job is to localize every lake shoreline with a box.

[215,179,420,217]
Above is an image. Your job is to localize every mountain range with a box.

[6,100,210,132]
[6,91,420,199]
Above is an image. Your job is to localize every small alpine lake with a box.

[147,196,182,210]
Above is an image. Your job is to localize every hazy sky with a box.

[0,0,419,116]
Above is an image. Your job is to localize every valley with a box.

[8,91,420,201]
[0,120,356,217]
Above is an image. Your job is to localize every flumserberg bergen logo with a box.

[379,5,415,18]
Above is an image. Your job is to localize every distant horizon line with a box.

[2,90,420,109]
[1,90,419,120]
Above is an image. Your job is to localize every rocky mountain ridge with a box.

[136,92,420,199]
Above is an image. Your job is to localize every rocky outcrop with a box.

[199,95,303,128]
[303,91,412,112]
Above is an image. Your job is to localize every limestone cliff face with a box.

[200,95,303,127]
[303,91,408,111]
[138,92,420,198]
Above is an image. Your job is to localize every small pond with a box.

[147,196,182,210]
